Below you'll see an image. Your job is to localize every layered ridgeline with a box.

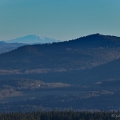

[0,41,25,54]
[0,35,59,54]
[0,34,120,84]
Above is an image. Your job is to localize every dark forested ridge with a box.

[0,33,120,70]
[0,111,119,120]
[1,34,120,112]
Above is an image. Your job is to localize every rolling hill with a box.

[0,33,120,71]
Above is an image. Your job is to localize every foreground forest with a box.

[0,111,119,120]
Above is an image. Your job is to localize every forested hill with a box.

[0,41,25,54]
[0,33,120,70]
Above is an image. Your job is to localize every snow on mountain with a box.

[5,35,60,44]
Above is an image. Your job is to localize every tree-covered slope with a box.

[0,34,120,71]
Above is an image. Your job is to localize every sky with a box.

[0,0,120,41]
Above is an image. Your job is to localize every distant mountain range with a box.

[5,35,60,44]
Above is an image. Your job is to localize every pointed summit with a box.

[5,35,60,44]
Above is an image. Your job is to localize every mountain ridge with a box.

[0,33,120,71]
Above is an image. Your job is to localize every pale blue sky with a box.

[0,0,120,41]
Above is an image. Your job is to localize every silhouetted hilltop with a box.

[0,34,120,70]
[67,33,120,47]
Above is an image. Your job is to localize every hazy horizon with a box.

[0,0,120,41]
